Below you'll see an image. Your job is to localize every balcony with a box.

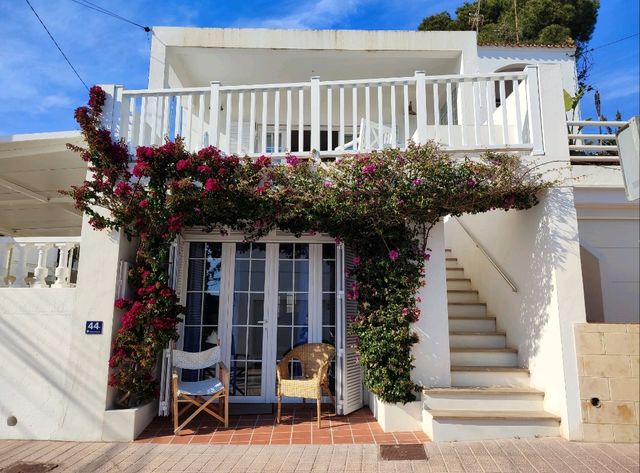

[102,67,545,159]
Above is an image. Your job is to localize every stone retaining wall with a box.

[575,323,639,442]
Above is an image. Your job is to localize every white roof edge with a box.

[0,130,82,144]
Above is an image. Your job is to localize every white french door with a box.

[179,238,338,404]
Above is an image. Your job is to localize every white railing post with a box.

[209,81,221,148]
[414,71,427,144]
[32,243,52,288]
[0,241,10,287]
[98,84,119,132]
[11,243,30,288]
[525,66,544,155]
[310,76,321,153]
[53,243,74,288]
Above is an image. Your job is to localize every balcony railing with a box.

[0,237,80,288]
[104,67,544,158]
[567,120,626,164]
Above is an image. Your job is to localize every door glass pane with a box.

[276,244,309,382]
[230,243,266,397]
[182,242,223,382]
[322,243,337,395]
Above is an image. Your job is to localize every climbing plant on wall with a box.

[67,86,552,408]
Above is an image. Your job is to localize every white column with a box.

[32,243,52,288]
[414,71,427,144]
[53,243,74,288]
[310,76,321,155]
[0,241,10,287]
[11,243,30,288]
[525,66,544,155]
[209,81,221,147]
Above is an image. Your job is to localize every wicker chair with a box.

[171,346,229,434]
[276,343,336,427]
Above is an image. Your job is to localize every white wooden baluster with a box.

[249,91,256,154]
[119,94,130,143]
[53,243,74,288]
[10,244,29,287]
[150,95,160,145]
[352,86,357,150]
[433,81,440,142]
[162,95,170,143]
[403,82,409,147]
[286,89,292,152]
[310,77,320,154]
[225,93,232,152]
[525,65,543,154]
[298,88,304,152]
[326,86,332,152]
[174,95,182,140]
[513,78,523,144]
[458,80,467,147]
[209,82,220,147]
[377,85,383,150]
[32,244,51,288]
[237,92,244,155]
[415,72,427,144]
[472,79,480,147]
[390,84,397,148]
[339,86,345,149]
[67,245,76,284]
[262,90,269,154]
[364,84,371,150]
[185,94,194,151]
[274,90,280,153]
[486,80,495,145]
[198,93,206,149]
[499,79,508,144]
[0,242,10,287]
[138,96,147,146]
[446,81,453,145]
[129,97,139,150]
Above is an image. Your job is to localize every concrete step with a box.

[450,347,518,367]
[449,316,496,332]
[445,258,462,269]
[422,409,560,441]
[446,278,473,291]
[451,366,531,387]
[447,290,480,303]
[450,331,506,348]
[422,387,545,412]
[448,303,487,317]
[446,268,466,278]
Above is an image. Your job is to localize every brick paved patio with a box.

[136,405,429,445]
[0,438,638,472]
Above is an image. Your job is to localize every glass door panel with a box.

[230,243,267,398]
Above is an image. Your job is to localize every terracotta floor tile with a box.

[269,438,291,445]
[210,437,231,444]
[190,435,212,444]
[271,433,292,441]
[171,436,192,444]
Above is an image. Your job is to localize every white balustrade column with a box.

[310,76,321,155]
[32,243,52,288]
[414,71,428,144]
[11,243,30,288]
[53,243,74,288]
[0,242,10,287]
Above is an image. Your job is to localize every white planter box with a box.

[102,401,158,441]
[370,394,423,432]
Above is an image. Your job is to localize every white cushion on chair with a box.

[177,377,224,396]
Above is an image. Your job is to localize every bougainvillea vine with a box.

[67,86,552,407]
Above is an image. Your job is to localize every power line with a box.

[70,0,150,32]
[586,33,639,53]
[24,0,88,91]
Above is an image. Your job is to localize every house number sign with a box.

[85,321,103,335]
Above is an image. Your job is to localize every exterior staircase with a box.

[421,249,561,441]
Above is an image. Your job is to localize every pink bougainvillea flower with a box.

[352,256,361,266]
[138,198,149,208]
[388,249,399,261]
[362,164,377,174]
[412,178,423,186]
[114,181,131,197]
[204,178,221,192]
[286,156,301,167]
[197,164,211,174]
[467,178,477,188]
[323,180,333,188]
[402,308,410,316]
[176,159,190,171]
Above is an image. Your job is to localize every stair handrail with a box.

[453,217,519,293]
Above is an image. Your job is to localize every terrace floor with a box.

[135,405,429,445]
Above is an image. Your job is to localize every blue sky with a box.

[0,0,637,135]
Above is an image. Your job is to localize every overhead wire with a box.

[70,0,151,32]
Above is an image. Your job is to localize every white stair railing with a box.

[0,237,81,288]
[567,120,626,163]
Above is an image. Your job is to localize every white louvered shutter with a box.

[158,236,186,416]
[336,244,364,415]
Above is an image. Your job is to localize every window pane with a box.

[246,327,263,359]
[232,293,248,325]
[189,242,205,258]
[322,293,336,326]
[183,326,201,352]
[202,294,219,326]
[231,326,247,358]
[293,326,308,348]
[248,293,265,325]
[294,260,309,292]
[230,360,246,396]
[278,260,293,291]
[279,243,294,259]
[277,327,292,359]
[245,361,262,396]
[322,244,335,260]
[236,243,251,259]
[294,294,308,325]
[205,242,222,259]
[278,293,294,325]
[184,293,202,325]
[205,258,222,294]
[322,260,335,292]
[187,259,204,291]
[251,243,266,259]
[322,326,335,346]
[202,326,219,348]
[234,260,250,291]
[250,260,265,292]
[294,244,309,259]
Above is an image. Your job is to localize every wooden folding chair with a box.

[171,346,229,434]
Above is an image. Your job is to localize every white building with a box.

[0,28,638,443]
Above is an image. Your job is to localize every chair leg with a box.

[224,393,229,428]
[277,396,282,424]
[317,398,322,428]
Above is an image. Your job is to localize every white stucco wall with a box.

[0,289,74,439]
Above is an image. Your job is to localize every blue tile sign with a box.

[85,321,103,334]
